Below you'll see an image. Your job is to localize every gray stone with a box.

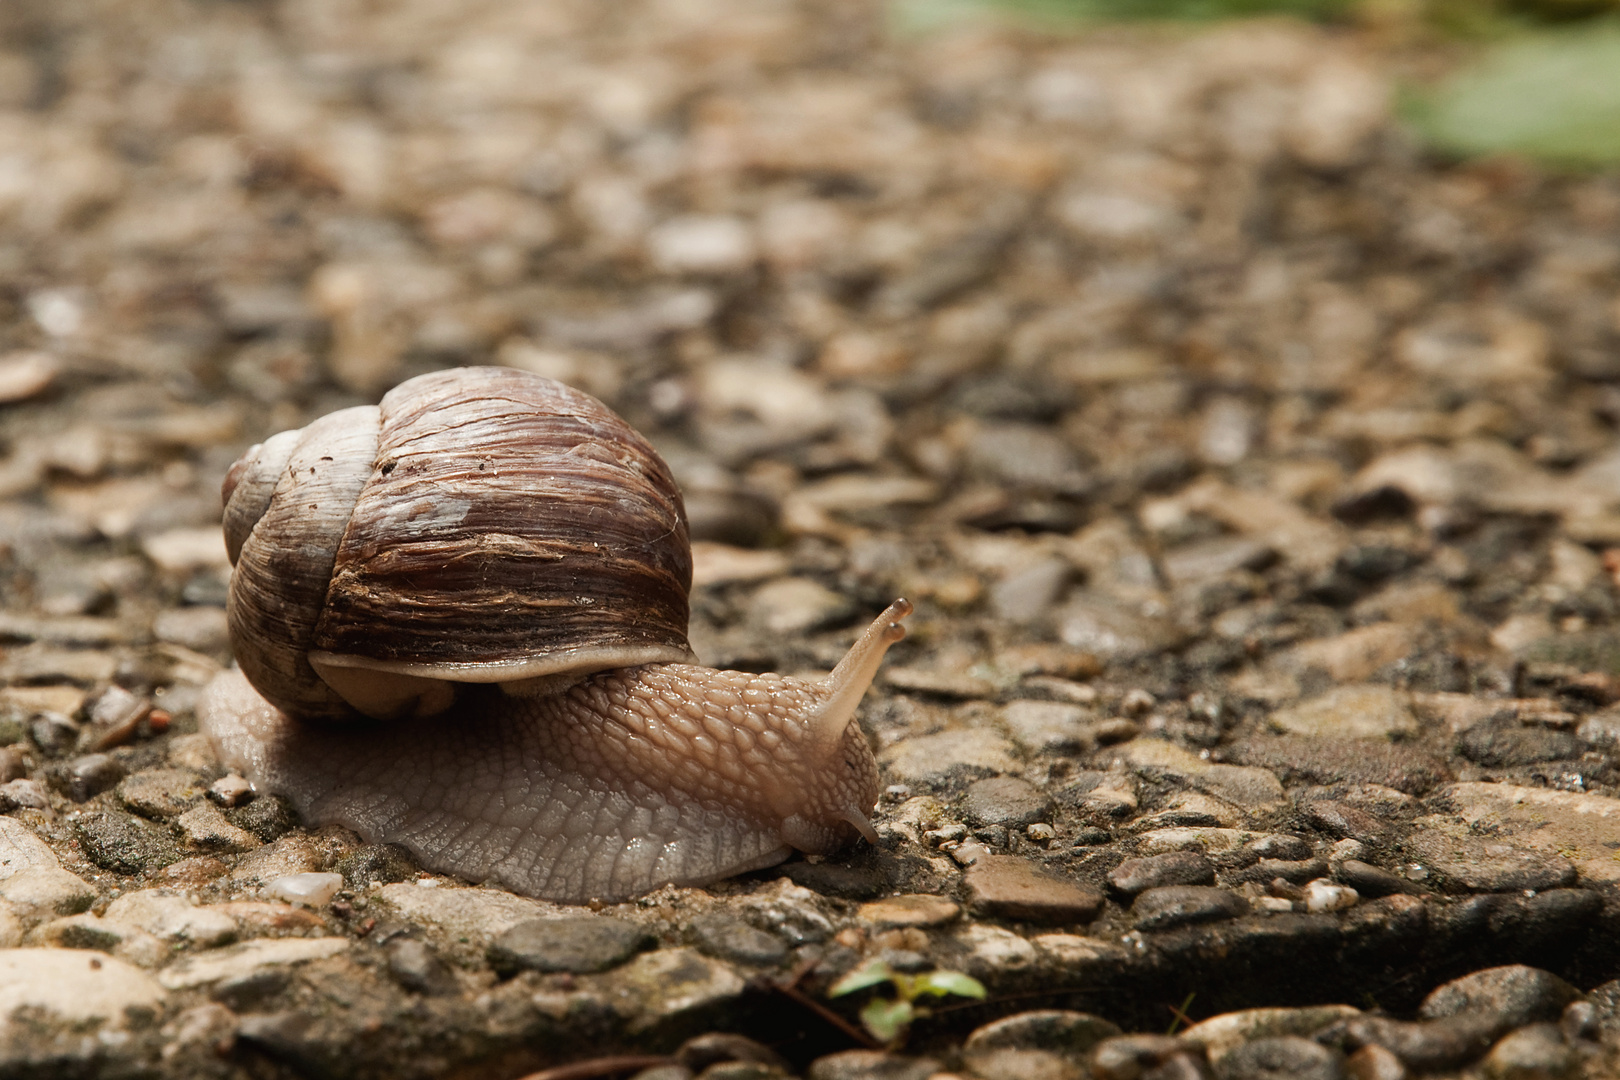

[1304,801,1389,844]
[1245,833,1314,861]
[0,867,97,918]
[749,578,855,635]
[1215,1036,1344,1080]
[1001,700,1101,754]
[1407,831,1576,893]
[104,889,237,947]
[1458,724,1582,768]
[0,778,48,812]
[1056,594,1187,660]
[807,1050,942,1080]
[1091,1035,1205,1080]
[1183,1006,1362,1066]
[0,816,58,878]
[157,936,350,990]
[990,558,1072,625]
[1480,1023,1577,1080]
[964,1010,1122,1080]
[52,752,126,801]
[337,844,418,887]
[176,802,262,853]
[1431,783,1620,884]
[1132,886,1249,931]
[1317,1014,1499,1071]
[691,914,788,966]
[965,856,1103,924]
[1225,737,1449,796]
[963,776,1053,828]
[385,936,456,995]
[607,947,749,1035]
[1109,851,1215,896]
[878,729,1020,788]
[0,947,165,1045]
[488,915,654,974]
[1268,685,1419,741]
[72,810,185,873]
[1419,965,1582,1033]
[1334,860,1419,898]
[117,767,205,819]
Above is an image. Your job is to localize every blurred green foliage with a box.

[1405,27,1620,165]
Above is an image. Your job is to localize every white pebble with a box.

[1329,838,1365,862]
[264,872,343,907]
[1303,878,1359,913]
[1255,896,1296,913]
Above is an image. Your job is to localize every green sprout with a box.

[827,959,988,1045]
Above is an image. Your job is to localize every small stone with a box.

[1344,1043,1406,1080]
[1335,860,1417,898]
[157,936,350,990]
[1216,1036,1345,1080]
[647,214,756,274]
[385,936,456,995]
[1132,886,1249,931]
[1184,1006,1363,1066]
[856,894,961,930]
[749,578,856,636]
[1561,1000,1597,1043]
[141,527,230,573]
[1000,700,1103,754]
[1305,801,1389,844]
[207,773,253,808]
[0,867,96,918]
[806,1050,941,1080]
[103,890,237,948]
[0,947,165,1045]
[990,558,1072,624]
[1419,965,1582,1033]
[0,778,48,811]
[72,810,184,873]
[1480,1024,1576,1080]
[1318,1015,1498,1072]
[1269,685,1419,742]
[965,856,1103,924]
[1091,1035,1204,1080]
[0,746,23,784]
[176,802,262,853]
[690,914,788,966]
[1407,832,1576,893]
[1057,594,1187,660]
[964,1010,1122,1080]
[879,729,1020,788]
[264,872,343,907]
[151,606,230,652]
[53,752,126,802]
[1458,724,1581,768]
[1303,879,1360,913]
[1246,834,1314,861]
[610,947,749,1035]
[1109,851,1216,896]
[0,351,59,403]
[488,915,654,975]
[225,792,298,842]
[963,777,1055,828]
[336,844,417,887]
[117,767,205,819]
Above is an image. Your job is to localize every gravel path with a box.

[3,0,1620,1077]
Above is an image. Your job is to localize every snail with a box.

[198,366,910,903]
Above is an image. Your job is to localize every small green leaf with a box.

[859,997,915,1043]
[913,970,988,1000]
[829,959,895,998]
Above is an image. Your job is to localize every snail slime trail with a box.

[200,366,910,903]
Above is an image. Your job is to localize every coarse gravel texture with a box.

[4,0,1620,1078]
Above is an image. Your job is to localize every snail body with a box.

[199,367,907,903]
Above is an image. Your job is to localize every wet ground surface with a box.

[4,0,1620,1077]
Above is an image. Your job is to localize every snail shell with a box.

[222,367,694,722]
[202,367,908,903]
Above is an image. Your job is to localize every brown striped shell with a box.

[222,367,695,722]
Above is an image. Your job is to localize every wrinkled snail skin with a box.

[198,365,909,904]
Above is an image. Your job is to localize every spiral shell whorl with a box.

[225,405,382,722]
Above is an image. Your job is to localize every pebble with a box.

[0,948,165,1044]
[0,745,23,783]
[878,729,1020,787]
[1344,1043,1407,1080]
[176,802,263,853]
[964,1010,1123,1080]
[1215,1036,1345,1080]
[690,913,788,966]
[117,767,205,819]
[157,936,350,990]
[1318,1015,1499,1072]
[384,936,456,995]
[72,809,184,873]
[1479,1024,1576,1080]
[1302,879,1360,913]
[150,605,231,652]
[1334,860,1417,898]
[1000,700,1103,754]
[0,351,59,403]
[748,577,855,635]
[264,872,343,907]
[610,947,748,1035]
[207,773,253,808]
[54,752,126,801]
[1304,801,1389,845]
[104,890,237,947]
[1268,685,1420,742]
[1418,965,1582,1034]
[0,778,49,811]
[964,855,1104,924]
[1091,1035,1205,1080]
[806,1050,942,1080]
[1184,1005,1362,1065]
[962,776,1054,828]
[856,894,961,929]
[1432,782,1620,883]
[0,867,97,919]
[1056,594,1187,660]
[1406,831,1576,893]
[1109,851,1216,896]
[487,915,654,974]
[1132,886,1250,931]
